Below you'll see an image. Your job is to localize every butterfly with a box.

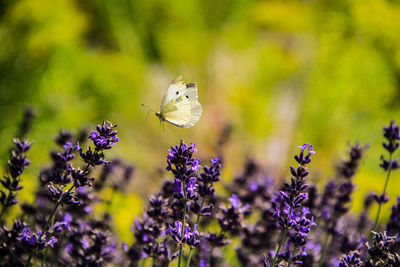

[155,76,202,128]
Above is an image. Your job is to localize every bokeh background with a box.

[1,0,400,243]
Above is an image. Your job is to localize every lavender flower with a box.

[218,194,250,235]
[269,143,315,266]
[374,121,400,231]
[168,221,200,248]
[89,121,119,150]
[65,231,116,266]
[17,106,35,139]
[0,138,32,219]
[338,250,362,267]
[165,141,203,266]
[198,157,221,197]
[47,182,80,206]
[0,220,28,265]
[167,141,200,181]
[18,227,57,250]
[317,144,366,266]
[366,231,400,266]
[387,196,400,235]
[3,108,400,267]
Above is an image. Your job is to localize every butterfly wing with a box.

[182,83,202,128]
[162,96,192,127]
[160,77,202,128]
[161,76,187,109]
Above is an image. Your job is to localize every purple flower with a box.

[166,141,201,177]
[168,221,200,247]
[18,227,57,250]
[229,194,241,209]
[339,250,362,267]
[382,120,400,153]
[218,194,250,234]
[198,157,221,197]
[0,138,32,210]
[186,177,198,200]
[269,143,316,265]
[79,146,107,166]
[53,212,73,232]
[294,143,315,165]
[380,121,400,171]
[71,168,94,187]
[387,197,400,235]
[47,182,80,206]
[88,121,119,150]
[366,232,400,265]
[168,221,183,243]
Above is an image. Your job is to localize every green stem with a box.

[41,212,56,267]
[271,227,289,266]
[318,233,332,267]
[178,181,188,267]
[373,153,393,232]
[271,178,299,267]
[185,198,205,267]
[25,184,75,267]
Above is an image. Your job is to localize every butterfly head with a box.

[155,111,165,122]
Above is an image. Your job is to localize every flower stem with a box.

[271,227,289,266]
[178,181,188,267]
[25,184,75,267]
[41,212,56,267]
[373,153,393,232]
[185,198,205,267]
[318,232,332,267]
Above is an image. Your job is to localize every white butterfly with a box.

[155,76,202,128]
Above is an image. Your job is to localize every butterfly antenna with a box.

[141,104,154,123]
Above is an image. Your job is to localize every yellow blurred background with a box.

[1,0,400,242]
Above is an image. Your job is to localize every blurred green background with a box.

[1,0,400,244]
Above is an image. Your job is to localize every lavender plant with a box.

[2,110,400,267]
[373,120,400,231]
[266,143,316,266]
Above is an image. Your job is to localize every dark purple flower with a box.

[168,221,200,247]
[18,227,57,250]
[71,168,94,187]
[382,120,400,153]
[218,194,250,234]
[166,141,201,179]
[205,233,230,247]
[53,212,73,232]
[366,231,400,266]
[198,157,221,197]
[79,146,107,166]
[380,121,400,171]
[339,250,362,267]
[0,138,31,211]
[294,143,315,166]
[17,106,35,138]
[387,197,400,235]
[89,121,119,150]
[269,143,315,265]
[47,182,80,206]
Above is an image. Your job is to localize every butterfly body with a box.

[156,76,202,128]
